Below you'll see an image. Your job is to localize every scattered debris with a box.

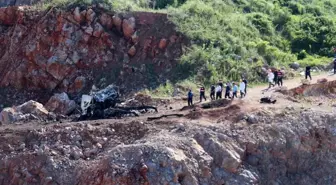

[79,85,157,120]
[317,78,328,84]
[260,97,277,104]
[147,114,184,121]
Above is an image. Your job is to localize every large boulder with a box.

[17,100,49,117]
[85,9,95,24]
[73,7,83,23]
[122,17,136,39]
[45,93,77,115]
[0,108,22,125]
[290,62,300,70]
[0,100,50,125]
[112,15,122,32]
[99,13,113,29]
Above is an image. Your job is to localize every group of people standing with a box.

[266,68,285,90]
[187,58,336,106]
[187,79,248,106]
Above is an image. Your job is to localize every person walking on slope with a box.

[215,84,222,100]
[225,83,231,99]
[232,82,238,99]
[277,68,284,86]
[242,78,247,95]
[273,68,278,85]
[187,89,193,106]
[305,65,312,80]
[199,86,206,102]
[210,85,215,100]
[333,58,336,75]
[267,69,275,89]
[239,80,246,98]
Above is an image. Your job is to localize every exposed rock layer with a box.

[0,6,186,106]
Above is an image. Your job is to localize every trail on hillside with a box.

[245,73,336,102]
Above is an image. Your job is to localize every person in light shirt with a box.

[240,80,246,98]
[267,69,275,89]
[215,84,222,100]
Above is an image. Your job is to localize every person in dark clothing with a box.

[199,86,206,102]
[210,85,215,100]
[225,83,231,99]
[333,58,336,75]
[273,69,278,85]
[305,66,312,80]
[277,69,284,86]
[232,83,238,99]
[187,90,193,106]
[242,79,247,95]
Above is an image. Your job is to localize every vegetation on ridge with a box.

[37,0,336,88]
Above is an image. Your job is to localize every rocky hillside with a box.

[0,5,186,106]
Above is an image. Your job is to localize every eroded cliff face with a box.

[0,6,186,106]
[1,106,336,185]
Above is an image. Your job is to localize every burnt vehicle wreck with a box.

[79,85,157,120]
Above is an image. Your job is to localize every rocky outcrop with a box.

[0,7,186,106]
[1,107,336,185]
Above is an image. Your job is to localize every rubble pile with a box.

[290,80,336,97]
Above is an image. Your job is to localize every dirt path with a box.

[245,73,336,101]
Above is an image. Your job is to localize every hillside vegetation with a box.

[37,0,336,86]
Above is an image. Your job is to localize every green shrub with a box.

[248,13,274,35]
[298,50,308,60]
